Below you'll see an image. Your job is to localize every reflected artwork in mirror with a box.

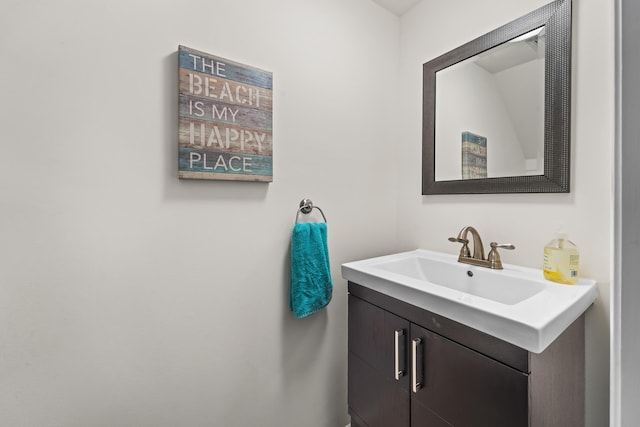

[422,0,571,194]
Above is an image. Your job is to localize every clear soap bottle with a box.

[543,231,579,284]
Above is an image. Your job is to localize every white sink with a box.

[341,249,598,353]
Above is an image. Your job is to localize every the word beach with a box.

[178,45,273,182]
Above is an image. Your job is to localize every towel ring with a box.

[295,198,327,224]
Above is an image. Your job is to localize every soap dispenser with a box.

[543,230,579,284]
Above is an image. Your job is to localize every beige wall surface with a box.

[0,1,400,426]
[0,0,614,426]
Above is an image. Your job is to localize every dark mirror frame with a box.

[422,0,571,195]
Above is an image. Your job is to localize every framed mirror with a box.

[422,0,571,194]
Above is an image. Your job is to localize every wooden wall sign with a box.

[178,46,273,182]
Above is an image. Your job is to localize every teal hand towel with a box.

[290,222,332,319]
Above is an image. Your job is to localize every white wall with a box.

[398,0,614,426]
[0,0,616,425]
[0,1,400,426]
[494,58,545,172]
[435,62,524,180]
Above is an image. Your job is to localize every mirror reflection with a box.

[435,27,546,181]
[422,0,571,195]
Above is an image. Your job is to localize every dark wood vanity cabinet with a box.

[348,294,410,427]
[347,282,585,427]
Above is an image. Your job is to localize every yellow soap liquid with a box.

[543,237,579,285]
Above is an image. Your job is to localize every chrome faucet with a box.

[448,226,515,269]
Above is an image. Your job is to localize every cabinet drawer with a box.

[348,295,411,427]
[348,295,410,384]
[348,352,410,427]
[411,323,529,427]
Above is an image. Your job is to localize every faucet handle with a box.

[487,242,515,269]
[490,242,515,250]
[449,237,471,258]
[448,237,469,244]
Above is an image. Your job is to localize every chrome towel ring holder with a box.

[295,198,327,224]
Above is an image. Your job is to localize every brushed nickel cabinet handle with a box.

[412,337,422,393]
[394,329,405,380]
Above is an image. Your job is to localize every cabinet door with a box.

[348,295,410,427]
[410,323,528,427]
